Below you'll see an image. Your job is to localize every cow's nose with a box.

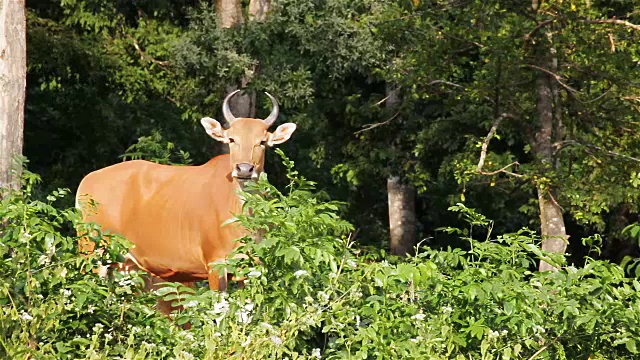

[235,163,255,178]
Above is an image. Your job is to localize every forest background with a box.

[3,0,640,358]
[15,0,640,264]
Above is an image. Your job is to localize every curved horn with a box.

[222,90,240,124]
[263,92,279,127]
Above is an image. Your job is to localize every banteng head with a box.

[201,90,297,181]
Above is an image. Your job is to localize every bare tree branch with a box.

[427,80,496,105]
[525,18,556,42]
[582,88,613,103]
[354,111,400,135]
[607,32,616,52]
[426,80,464,88]
[478,162,524,178]
[524,64,578,94]
[127,34,169,68]
[584,18,640,31]
[477,113,516,172]
[373,94,391,107]
[527,337,559,360]
[554,140,640,163]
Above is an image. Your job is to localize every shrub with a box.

[0,170,177,359]
[2,153,640,359]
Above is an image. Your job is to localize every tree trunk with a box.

[0,0,26,192]
[216,0,256,119]
[388,176,416,256]
[385,84,416,256]
[537,187,567,271]
[225,80,255,119]
[216,0,243,28]
[248,0,271,22]
[533,45,568,271]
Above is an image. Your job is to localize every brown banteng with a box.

[76,91,296,295]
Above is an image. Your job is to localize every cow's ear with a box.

[268,123,297,146]
[201,117,229,143]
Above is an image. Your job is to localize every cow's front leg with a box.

[208,266,227,291]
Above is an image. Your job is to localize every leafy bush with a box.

[121,130,193,165]
[0,170,177,359]
[2,153,640,359]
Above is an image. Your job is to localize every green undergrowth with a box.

[2,151,640,359]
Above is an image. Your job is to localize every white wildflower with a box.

[442,305,453,314]
[411,313,426,321]
[346,259,357,268]
[247,270,262,278]
[304,296,314,304]
[293,270,308,278]
[212,298,229,314]
[140,341,157,350]
[270,336,283,346]
[93,323,104,332]
[37,255,49,265]
[311,348,322,359]
[533,325,546,334]
[302,314,318,326]
[20,311,34,321]
[241,336,251,347]
[488,330,499,340]
[177,351,195,360]
[501,329,508,336]
[184,300,198,308]
[61,289,72,297]
[118,278,135,287]
[236,303,254,324]
[87,306,95,314]
[328,272,337,279]
[317,291,330,304]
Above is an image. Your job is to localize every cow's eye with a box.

[260,140,267,146]
[228,138,236,143]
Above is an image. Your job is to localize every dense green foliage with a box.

[24,0,640,257]
[0,170,178,358]
[8,1,640,358]
[3,155,640,358]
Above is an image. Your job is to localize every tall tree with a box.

[386,85,416,256]
[0,0,27,191]
[532,30,568,271]
[248,0,271,22]
[216,0,254,118]
[409,1,640,268]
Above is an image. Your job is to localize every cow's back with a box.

[77,160,149,228]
